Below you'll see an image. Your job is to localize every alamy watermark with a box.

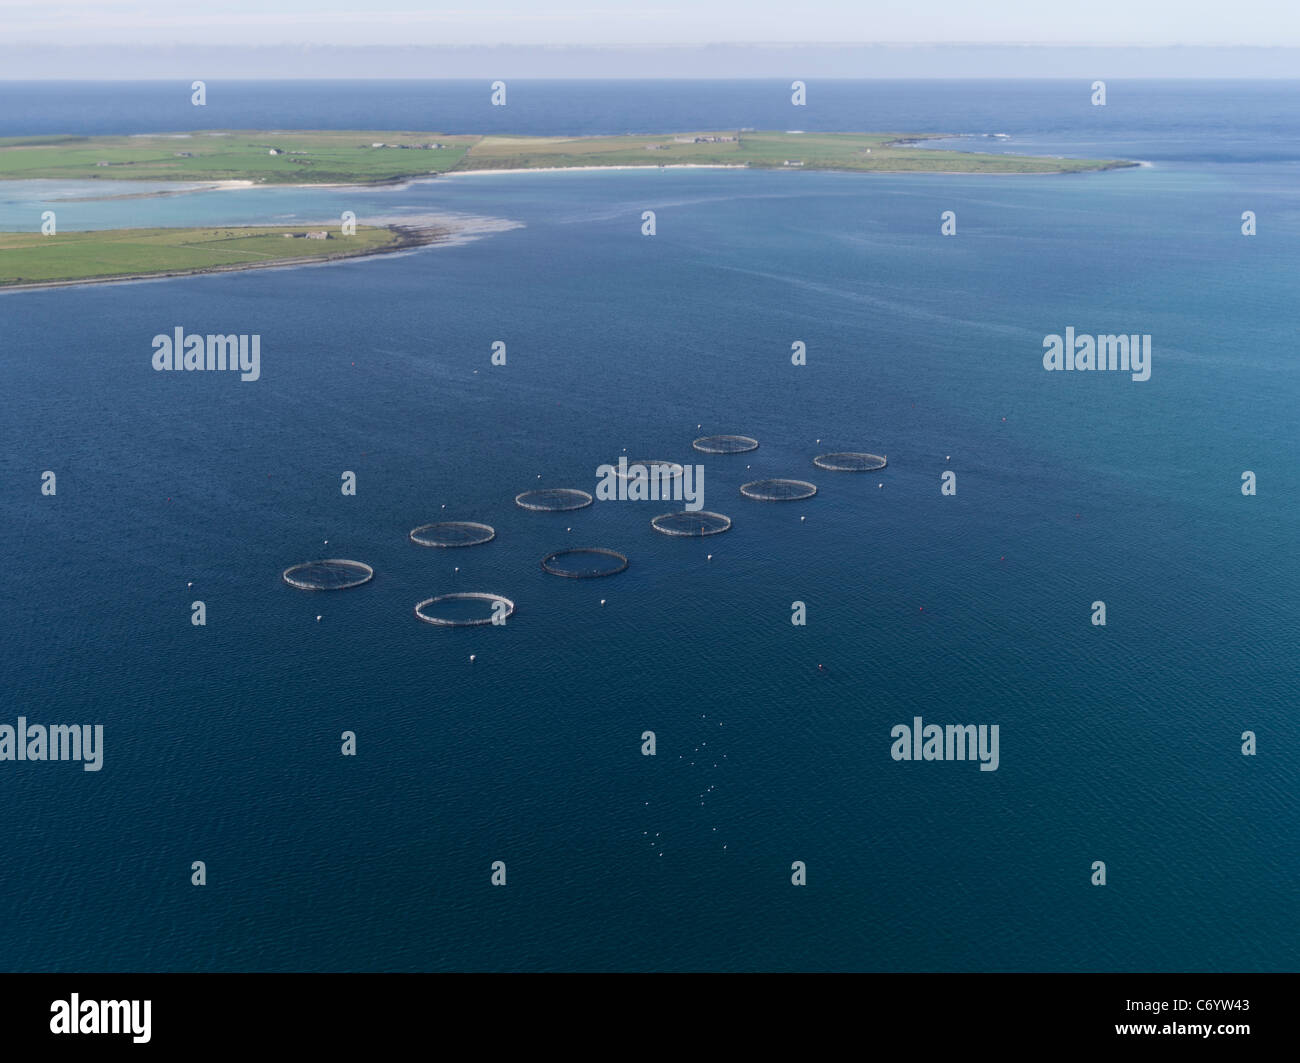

[0,716,103,771]
[152,327,261,382]
[1042,327,1151,381]
[50,994,149,1043]
[890,716,999,771]
[595,458,704,510]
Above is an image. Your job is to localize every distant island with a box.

[0,129,1136,184]
[0,130,1136,289]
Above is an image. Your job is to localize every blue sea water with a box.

[0,81,1297,972]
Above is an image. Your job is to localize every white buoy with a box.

[707,554,712,560]
[316,615,322,622]
[186,582,192,588]
[600,599,606,605]
[878,483,883,489]
[469,654,476,662]
[800,515,806,521]
[454,567,459,572]
[946,455,950,461]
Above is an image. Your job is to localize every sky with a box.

[4,1,1300,78]
[4,0,1300,47]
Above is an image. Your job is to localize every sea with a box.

[0,80,1296,972]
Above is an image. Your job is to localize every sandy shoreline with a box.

[34,156,1133,202]
[441,163,751,177]
[50,178,257,202]
[222,158,1137,183]
[50,167,751,200]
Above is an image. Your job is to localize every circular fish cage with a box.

[650,511,733,537]
[282,559,374,591]
[515,488,594,512]
[409,521,496,548]
[813,452,887,472]
[692,434,759,454]
[414,592,516,627]
[540,547,629,579]
[739,478,818,502]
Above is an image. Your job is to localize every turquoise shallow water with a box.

[0,82,1297,971]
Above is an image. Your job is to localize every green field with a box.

[457,131,1128,174]
[0,131,476,185]
[0,224,403,286]
[0,130,1132,184]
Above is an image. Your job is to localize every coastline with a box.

[442,160,1138,178]
[194,180,257,191]
[51,179,258,202]
[50,176,421,202]
[264,158,1138,183]
[44,158,1139,202]
[441,163,750,177]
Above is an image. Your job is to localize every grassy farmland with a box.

[454,131,1130,174]
[0,224,410,287]
[0,131,476,185]
[0,130,1134,185]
